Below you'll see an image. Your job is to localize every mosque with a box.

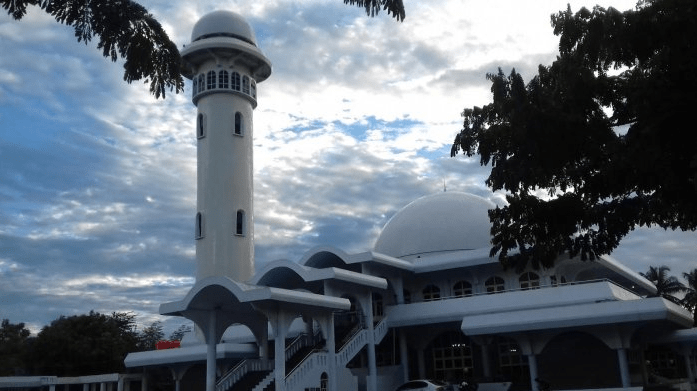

[123,10,697,391]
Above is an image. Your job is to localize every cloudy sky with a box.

[1,0,695,335]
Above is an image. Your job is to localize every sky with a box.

[1,0,695,336]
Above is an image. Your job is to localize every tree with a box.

[640,266,685,304]
[681,269,697,325]
[451,0,697,270]
[137,321,164,351]
[0,319,31,375]
[2,0,404,100]
[29,311,139,376]
[2,0,184,98]
[169,324,192,341]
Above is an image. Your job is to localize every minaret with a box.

[181,11,272,282]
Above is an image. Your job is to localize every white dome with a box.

[191,10,257,46]
[374,192,494,259]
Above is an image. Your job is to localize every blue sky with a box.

[1,0,695,336]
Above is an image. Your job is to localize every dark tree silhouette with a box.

[640,266,685,305]
[451,0,697,270]
[681,269,697,325]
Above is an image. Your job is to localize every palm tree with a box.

[640,265,686,304]
[681,269,697,326]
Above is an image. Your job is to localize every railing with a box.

[286,330,323,361]
[373,317,388,344]
[403,278,641,304]
[285,350,328,391]
[215,359,273,391]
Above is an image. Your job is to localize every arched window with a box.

[320,373,328,391]
[234,112,243,135]
[192,77,198,98]
[453,280,472,297]
[195,212,204,239]
[206,70,216,90]
[422,285,441,301]
[242,75,250,95]
[251,79,257,99]
[485,276,505,294]
[197,74,205,94]
[236,210,245,236]
[519,272,540,290]
[218,70,229,89]
[197,113,205,139]
[231,72,241,91]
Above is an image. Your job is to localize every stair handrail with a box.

[215,358,273,391]
[285,349,329,391]
[372,316,388,344]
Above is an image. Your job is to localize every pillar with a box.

[399,330,409,382]
[206,310,217,391]
[527,354,539,391]
[417,349,426,379]
[365,293,377,391]
[617,348,631,388]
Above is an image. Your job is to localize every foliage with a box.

[169,323,192,341]
[681,269,697,325]
[28,311,139,376]
[451,0,697,270]
[1,0,184,98]
[0,319,31,375]
[343,0,405,21]
[640,266,685,304]
[137,321,164,351]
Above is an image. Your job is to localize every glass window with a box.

[197,74,205,93]
[485,276,505,294]
[236,210,245,236]
[192,77,198,98]
[206,70,216,90]
[242,75,250,95]
[197,113,205,139]
[231,72,241,91]
[234,112,242,135]
[219,70,229,89]
[519,272,540,290]
[423,284,441,301]
[251,79,257,99]
[195,212,203,239]
[453,280,472,297]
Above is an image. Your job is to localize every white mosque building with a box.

[124,10,697,391]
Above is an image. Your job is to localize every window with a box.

[206,70,216,90]
[496,337,529,383]
[422,284,441,301]
[372,292,383,317]
[320,373,328,391]
[234,112,243,135]
[231,72,241,91]
[197,74,205,94]
[236,210,245,236]
[192,77,198,98]
[519,272,540,290]
[219,70,229,89]
[197,113,205,139]
[453,280,472,297]
[403,289,411,304]
[485,276,505,294]
[431,332,475,381]
[242,75,250,94]
[195,212,204,239]
[251,79,257,99]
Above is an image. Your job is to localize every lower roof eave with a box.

[461,297,693,336]
[124,342,257,368]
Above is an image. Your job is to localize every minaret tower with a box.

[181,11,272,282]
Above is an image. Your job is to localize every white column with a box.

[274,313,288,391]
[326,314,337,391]
[617,348,631,387]
[399,330,409,382]
[206,310,217,391]
[527,354,539,391]
[481,344,492,379]
[417,349,426,379]
[366,293,377,391]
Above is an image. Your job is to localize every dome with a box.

[374,192,494,259]
[191,10,257,46]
